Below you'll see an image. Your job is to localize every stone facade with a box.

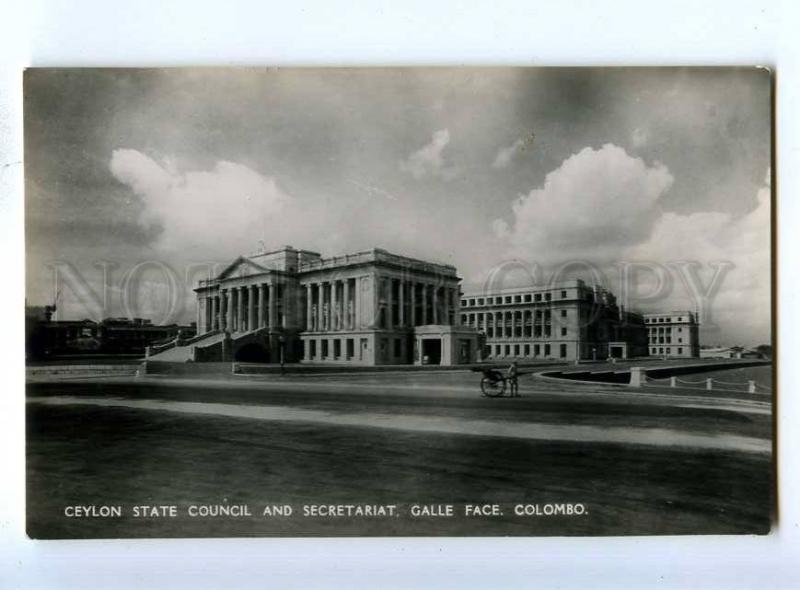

[193,245,478,365]
[643,311,700,358]
[460,280,649,361]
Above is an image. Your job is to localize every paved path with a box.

[28,394,771,455]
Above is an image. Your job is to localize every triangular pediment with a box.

[216,256,269,281]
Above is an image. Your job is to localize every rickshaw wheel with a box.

[481,375,506,397]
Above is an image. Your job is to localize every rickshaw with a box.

[472,367,509,397]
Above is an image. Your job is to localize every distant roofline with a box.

[299,247,457,274]
[460,279,592,296]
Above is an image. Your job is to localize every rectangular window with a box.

[333,339,341,359]
[544,344,551,356]
[651,348,656,354]
[534,344,540,356]
[346,338,354,359]
[505,345,511,355]
[524,344,530,356]
[394,338,401,357]
[545,293,551,301]
[561,290,567,298]
[678,347,683,354]
[487,327,494,338]
[560,309,567,317]
[561,327,567,336]
[505,296,512,304]
[515,295,522,303]
[560,344,567,358]
[495,344,502,356]
[310,339,317,359]
[535,294,542,302]
[514,344,520,356]
[478,298,484,305]
[524,294,531,302]
[321,339,329,358]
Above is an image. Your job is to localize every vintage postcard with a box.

[24,67,774,538]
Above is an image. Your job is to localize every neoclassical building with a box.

[152,245,479,365]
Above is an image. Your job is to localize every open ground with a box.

[26,363,774,538]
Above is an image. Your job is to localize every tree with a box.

[755,344,772,359]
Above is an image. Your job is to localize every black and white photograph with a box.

[24,66,774,539]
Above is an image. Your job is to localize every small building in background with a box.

[643,311,701,358]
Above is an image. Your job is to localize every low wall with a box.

[540,359,771,386]
[26,364,140,378]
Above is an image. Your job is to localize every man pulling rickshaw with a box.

[472,361,521,398]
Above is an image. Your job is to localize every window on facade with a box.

[495,345,502,356]
[561,290,567,298]
[487,327,494,338]
[515,295,521,303]
[561,327,567,336]
[560,344,567,358]
[560,309,567,318]
[505,345,511,355]
[346,338,354,359]
[321,339,329,357]
[535,294,542,302]
[524,344,530,356]
[333,339,341,358]
[544,344,551,356]
[505,296,512,304]
[534,344,540,356]
[678,347,683,354]
[514,344,520,356]
[545,293,551,301]
[478,298,484,305]
[524,294,531,302]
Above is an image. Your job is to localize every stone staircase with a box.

[146,328,270,363]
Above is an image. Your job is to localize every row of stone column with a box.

[303,276,459,333]
[200,283,280,334]
[380,278,456,329]
[305,278,359,332]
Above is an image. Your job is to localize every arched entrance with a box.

[234,342,270,363]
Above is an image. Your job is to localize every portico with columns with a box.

[192,245,478,365]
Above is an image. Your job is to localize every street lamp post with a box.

[278,333,286,375]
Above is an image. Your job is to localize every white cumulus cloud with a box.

[496,143,674,263]
[400,129,457,180]
[110,149,295,258]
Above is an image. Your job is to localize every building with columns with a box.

[184,245,479,365]
[460,280,649,362]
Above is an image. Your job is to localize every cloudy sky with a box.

[25,68,771,345]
